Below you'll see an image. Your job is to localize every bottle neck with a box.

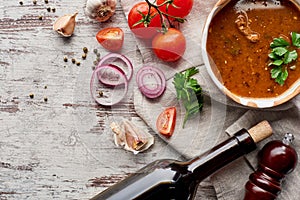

[185,129,257,182]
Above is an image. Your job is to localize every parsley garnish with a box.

[173,67,204,128]
[268,32,299,85]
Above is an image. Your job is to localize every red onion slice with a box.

[96,53,133,86]
[90,64,128,106]
[136,66,166,99]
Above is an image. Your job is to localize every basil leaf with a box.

[272,47,288,56]
[291,32,300,48]
[270,38,290,48]
[284,50,298,64]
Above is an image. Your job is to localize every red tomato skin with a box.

[96,27,124,52]
[128,2,162,39]
[152,28,186,62]
[157,0,194,19]
[156,107,176,137]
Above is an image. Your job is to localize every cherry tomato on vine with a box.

[156,107,176,137]
[152,28,186,62]
[157,0,194,19]
[96,27,124,52]
[128,2,162,39]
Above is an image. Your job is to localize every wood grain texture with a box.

[0,0,217,199]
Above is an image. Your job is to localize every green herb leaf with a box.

[291,32,300,48]
[268,52,280,60]
[269,59,283,66]
[269,33,299,85]
[270,66,288,86]
[173,67,204,128]
[272,47,288,56]
[284,50,298,64]
[270,38,290,48]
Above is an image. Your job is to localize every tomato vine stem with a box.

[144,0,185,33]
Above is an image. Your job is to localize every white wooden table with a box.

[0,0,217,199]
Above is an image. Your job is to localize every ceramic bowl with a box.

[201,0,300,108]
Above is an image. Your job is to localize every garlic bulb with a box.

[85,0,117,22]
[53,12,78,37]
[110,120,154,154]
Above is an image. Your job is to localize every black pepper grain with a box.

[33,0,37,5]
[52,8,56,12]
[38,16,43,20]
[44,0,48,4]
[19,1,23,5]
[47,7,51,12]
[63,56,68,62]
[76,62,81,66]
[29,93,34,99]
[83,47,88,53]
[82,54,87,60]
[44,97,48,102]
[71,58,76,64]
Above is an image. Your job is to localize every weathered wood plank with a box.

[0,0,217,199]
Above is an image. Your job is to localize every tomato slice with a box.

[156,107,176,137]
[96,27,124,52]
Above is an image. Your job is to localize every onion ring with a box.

[96,53,133,86]
[90,64,128,106]
[136,66,166,99]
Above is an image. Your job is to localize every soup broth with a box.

[207,0,300,98]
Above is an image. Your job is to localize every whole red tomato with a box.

[128,2,162,39]
[157,0,194,19]
[96,27,124,52]
[152,28,186,62]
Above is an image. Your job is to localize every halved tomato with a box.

[96,27,124,52]
[156,107,176,137]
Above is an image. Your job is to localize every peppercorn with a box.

[44,0,48,4]
[98,91,103,97]
[33,0,37,5]
[47,7,51,12]
[82,54,87,60]
[19,1,23,5]
[29,93,34,99]
[71,58,76,64]
[63,56,68,62]
[83,47,88,53]
[93,49,98,54]
[44,97,48,102]
[76,62,81,66]
[93,60,98,66]
[38,16,43,20]
[44,85,47,89]
[96,53,101,58]
[52,8,56,12]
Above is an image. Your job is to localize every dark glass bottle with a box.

[91,121,272,200]
[244,133,298,200]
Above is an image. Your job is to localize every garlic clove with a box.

[53,11,78,37]
[110,120,154,154]
[85,0,117,22]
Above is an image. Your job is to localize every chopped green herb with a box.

[173,67,204,128]
[268,32,299,85]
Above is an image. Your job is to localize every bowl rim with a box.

[201,0,300,108]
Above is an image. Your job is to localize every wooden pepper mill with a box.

[244,133,298,200]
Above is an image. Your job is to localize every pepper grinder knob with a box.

[244,133,298,200]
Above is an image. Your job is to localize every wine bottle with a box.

[244,133,298,200]
[91,121,273,200]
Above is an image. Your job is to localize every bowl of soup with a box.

[202,0,300,108]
